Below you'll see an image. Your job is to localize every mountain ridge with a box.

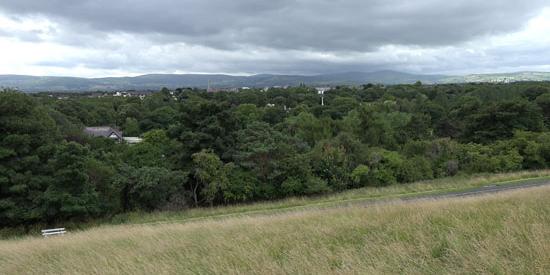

[1,70,550,92]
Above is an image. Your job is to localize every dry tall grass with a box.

[1,185,549,274]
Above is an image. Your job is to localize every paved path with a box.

[317,178,550,210]
[408,178,550,201]
[133,177,550,228]
[351,178,550,210]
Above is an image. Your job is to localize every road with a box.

[309,177,550,210]
[408,178,550,201]
[133,177,550,228]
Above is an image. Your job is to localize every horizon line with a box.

[1,70,550,79]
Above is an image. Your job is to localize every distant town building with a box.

[83,127,123,142]
[123,137,144,144]
[315,87,332,94]
[207,87,239,93]
[111,91,149,99]
[83,126,143,144]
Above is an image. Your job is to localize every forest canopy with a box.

[1,82,550,227]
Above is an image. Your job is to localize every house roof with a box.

[83,127,122,139]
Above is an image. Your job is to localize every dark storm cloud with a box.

[0,0,546,52]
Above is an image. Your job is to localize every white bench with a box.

[41,228,66,237]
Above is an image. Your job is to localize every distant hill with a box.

[440,71,550,83]
[1,70,550,92]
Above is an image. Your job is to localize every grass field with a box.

[1,176,549,274]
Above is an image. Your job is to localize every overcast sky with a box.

[0,0,549,77]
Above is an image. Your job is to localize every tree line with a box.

[1,82,550,227]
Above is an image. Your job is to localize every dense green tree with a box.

[191,149,229,206]
[350,165,370,187]
[224,165,257,203]
[123,117,141,136]
[117,103,144,126]
[4,81,550,228]
[41,142,100,222]
[0,91,59,226]
[85,158,118,213]
[234,122,306,184]
[323,96,360,119]
[283,112,332,147]
[365,149,404,186]
[233,104,264,127]
[535,93,550,126]
[310,141,352,190]
[522,86,548,101]
[464,100,544,143]
[115,165,186,211]
[399,156,434,182]
[278,154,330,196]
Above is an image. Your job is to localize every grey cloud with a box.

[0,0,546,51]
[25,43,550,76]
[0,29,43,42]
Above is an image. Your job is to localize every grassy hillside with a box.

[1,178,549,274]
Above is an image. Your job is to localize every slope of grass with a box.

[1,183,549,274]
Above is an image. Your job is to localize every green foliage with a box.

[458,143,523,173]
[366,149,406,186]
[464,100,544,143]
[310,141,352,190]
[322,96,360,119]
[281,176,330,196]
[85,158,118,213]
[283,112,332,146]
[0,91,59,226]
[351,165,370,187]
[399,156,434,183]
[42,142,100,222]
[224,166,256,203]
[124,141,168,168]
[233,104,264,126]
[192,150,229,205]
[4,82,550,227]
[234,122,305,183]
[115,165,186,211]
[278,154,330,196]
[535,92,550,125]
[357,104,411,148]
[123,117,140,136]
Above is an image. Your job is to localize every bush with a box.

[368,168,397,186]
[115,166,186,211]
[399,157,434,183]
[351,165,370,187]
